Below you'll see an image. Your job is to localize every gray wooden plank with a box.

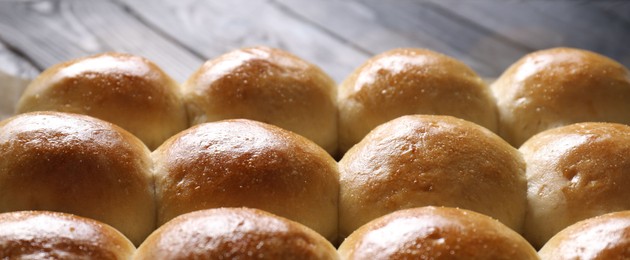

[0,40,40,79]
[0,0,204,82]
[275,0,531,77]
[596,1,630,24]
[526,1,630,67]
[429,1,630,69]
[118,0,368,82]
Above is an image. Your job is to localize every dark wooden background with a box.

[1,0,629,83]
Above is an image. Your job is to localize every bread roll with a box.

[135,208,338,260]
[339,115,526,238]
[16,52,188,150]
[338,206,538,260]
[182,46,337,155]
[0,211,134,259]
[0,112,156,245]
[539,210,630,259]
[338,48,497,154]
[152,119,339,241]
[521,122,630,248]
[491,47,630,147]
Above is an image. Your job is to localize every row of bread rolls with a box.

[15,46,630,158]
[3,110,630,257]
[0,112,338,245]
[0,111,523,247]
[15,47,338,155]
[340,114,630,252]
[4,207,630,259]
[4,46,630,257]
[0,208,338,259]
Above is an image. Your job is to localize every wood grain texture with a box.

[0,0,203,81]
[0,41,39,79]
[429,1,630,69]
[118,0,368,82]
[596,1,630,24]
[0,0,628,81]
[275,0,530,77]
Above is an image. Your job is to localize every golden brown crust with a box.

[491,47,630,147]
[539,211,630,259]
[16,52,188,150]
[338,115,526,238]
[0,211,135,259]
[0,112,156,245]
[182,46,337,155]
[135,208,338,260]
[338,207,538,260]
[338,48,497,154]
[152,119,339,241]
[521,122,630,248]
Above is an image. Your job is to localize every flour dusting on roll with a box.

[539,211,630,259]
[339,115,526,238]
[182,46,337,155]
[0,211,135,259]
[136,208,338,260]
[0,112,156,245]
[338,48,497,154]
[16,52,188,150]
[491,47,630,147]
[522,122,630,248]
[153,119,339,241]
[338,207,538,260]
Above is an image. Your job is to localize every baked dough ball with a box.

[0,112,156,245]
[491,47,630,147]
[152,119,339,241]
[338,206,538,260]
[539,211,630,259]
[16,52,188,150]
[338,48,497,154]
[522,122,630,248]
[339,115,526,238]
[135,208,338,260]
[182,46,337,155]
[0,211,135,259]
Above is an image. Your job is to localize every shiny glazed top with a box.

[0,112,155,245]
[135,208,338,260]
[16,52,188,150]
[539,211,630,259]
[152,119,339,241]
[0,211,134,259]
[182,46,337,154]
[338,207,538,260]
[338,115,526,238]
[337,48,497,154]
[491,47,630,147]
[521,122,630,248]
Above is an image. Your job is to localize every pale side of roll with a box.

[338,48,497,154]
[491,47,630,147]
[339,115,526,238]
[135,208,338,260]
[152,119,339,241]
[521,122,630,248]
[0,211,135,259]
[16,52,188,150]
[338,207,539,260]
[0,112,156,245]
[182,46,338,155]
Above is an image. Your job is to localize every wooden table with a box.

[1,0,629,83]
